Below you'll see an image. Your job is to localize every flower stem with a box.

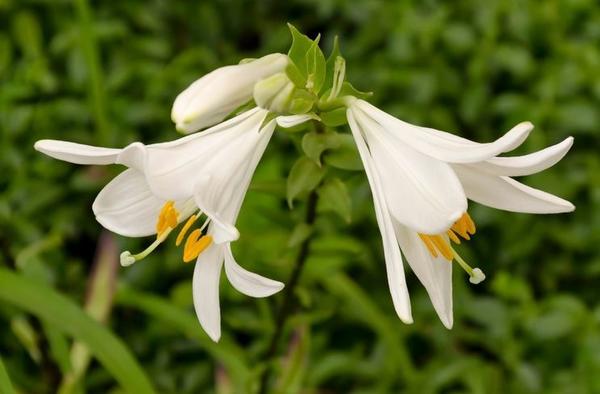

[257,190,318,394]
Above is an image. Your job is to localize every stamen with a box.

[429,235,453,260]
[418,234,438,258]
[176,214,198,246]
[183,230,213,263]
[156,201,178,237]
[446,229,461,244]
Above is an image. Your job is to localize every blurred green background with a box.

[1,0,599,393]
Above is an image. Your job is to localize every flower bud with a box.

[253,72,296,114]
[171,53,288,133]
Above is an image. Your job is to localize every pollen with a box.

[156,201,179,237]
[183,230,213,263]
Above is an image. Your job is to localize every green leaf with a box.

[285,61,306,87]
[305,39,326,94]
[301,130,341,165]
[320,108,347,127]
[273,327,310,394]
[0,356,15,394]
[339,81,373,100]
[317,178,352,223]
[0,268,155,394]
[115,286,250,391]
[322,134,363,171]
[287,157,326,207]
[287,23,314,78]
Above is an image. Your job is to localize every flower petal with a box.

[453,164,575,213]
[92,169,164,237]
[276,114,318,128]
[394,224,453,329]
[476,137,574,177]
[192,243,224,342]
[356,100,533,163]
[347,109,413,324]
[353,108,467,234]
[223,244,284,297]
[34,140,121,165]
[192,120,276,243]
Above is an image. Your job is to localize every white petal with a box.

[34,140,121,165]
[276,114,318,128]
[347,109,413,324]
[394,224,453,329]
[223,244,284,297]
[192,120,276,243]
[92,169,163,237]
[192,243,224,342]
[476,137,574,177]
[356,100,533,163]
[354,108,467,234]
[144,109,268,202]
[453,164,575,213]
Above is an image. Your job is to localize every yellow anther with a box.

[463,212,476,235]
[176,214,198,246]
[183,230,213,263]
[447,229,461,244]
[156,201,179,237]
[418,234,438,258]
[430,235,453,260]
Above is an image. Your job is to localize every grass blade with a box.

[0,268,155,394]
[0,356,16,394]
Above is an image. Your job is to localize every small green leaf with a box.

[0,356,15,394]
[301,130,341,165]
[323,134,363,171]
[287,157,326,207]
[288,223,314,247]
[320,108,348,127]
[305,39,326,94]
[339,81,373,100]
[318,178,352,223]
[287,23,314,77]
[285,61,306,87]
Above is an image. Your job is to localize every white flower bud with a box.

[171,53,288,133]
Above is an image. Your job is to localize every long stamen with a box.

[176,214,198,246]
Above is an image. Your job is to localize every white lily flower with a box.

[347,98,574,328]
[171,53,289,133]
[35,108,313,341]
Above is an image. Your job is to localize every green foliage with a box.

[0,0,598,393]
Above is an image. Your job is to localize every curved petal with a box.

[223,244,284,297]
[354,108,467,234]
[192,243,224,342]
[394,224,453,329]
[356,100,533,163]
[193,175,240,244]
[453,164,575,213]
[92,169,164,237]
[34,140,121,165]
[476,137,574,177]
[347,109,413,324]
[276,114,318,128]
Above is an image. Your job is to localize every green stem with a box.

[257,190,319,394]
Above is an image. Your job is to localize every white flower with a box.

[346,98,574,328]
[35,108,313,341]
[171,53,289,133]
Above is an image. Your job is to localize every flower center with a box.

[418,212,485,284]
[120,200,213,267]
